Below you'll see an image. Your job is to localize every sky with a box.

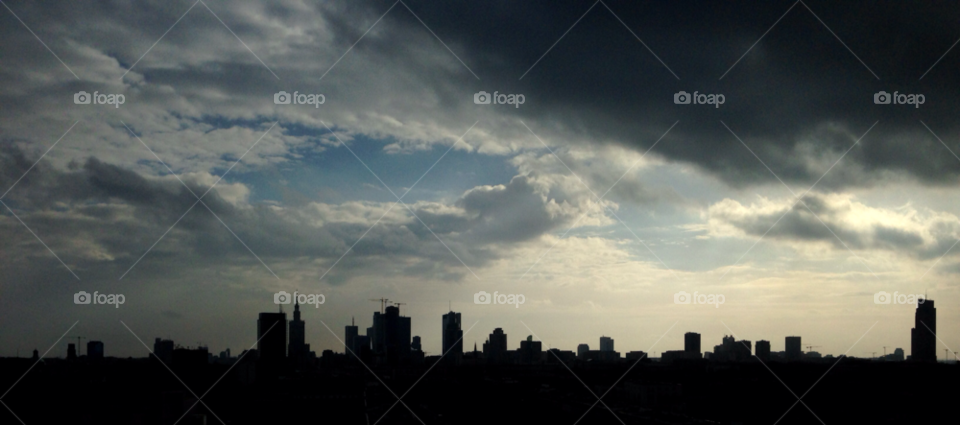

[1,0,959,360]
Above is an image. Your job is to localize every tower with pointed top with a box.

[442,311,463,364]
[345,316,359,354]
[288,297,308,362]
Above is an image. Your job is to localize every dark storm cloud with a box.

[336,0,960,187]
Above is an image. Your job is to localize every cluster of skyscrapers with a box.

[55,298,940,367]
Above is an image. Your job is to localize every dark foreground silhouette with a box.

[1,355,955,424]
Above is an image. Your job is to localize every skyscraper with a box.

[345,317,359,354]
[258,311,287,365]
[483,328,508,363]
[442,311,463,362]
[755,340,771,361]
[67,343,76,360]
[713,335,751,362]
[910,299,936,363]
[684,332,701,358]
[383,305,411,364]
[520,335,542,364]
[412,336,422,351]
[577,344,589,359]
[785,336,802,361]
[288,298,308,360]
[599,336,614,352]
[370,312,384,354]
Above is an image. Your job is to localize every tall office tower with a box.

[910,299,937,363]
[442,311,463,361]
[755,340,771,361]
[483,328,508,363]
[345,317,359,354]
[684,332,701,358]
[383,305,411,364]
[87,341,104,359]
[370,312,384,354]
[599,336,614,352]
[737,340,752,361]
[258,311,288,365]
[288,298,307,359]
[412,336,422,352]
[67,343,76,360]
[785,336,802,361]
[577,344,589,359]
[154,338,174,363]
[520,335,542,364]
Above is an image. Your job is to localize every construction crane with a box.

[369,298,389,314]
[392,301,407,311]
[805,345,821,352]
[75,336,86,354]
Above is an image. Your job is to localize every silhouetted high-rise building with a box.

[370,312,384,354]
[738,340,752,359]
[755,340,771,361]
[382,305,411,364]
[483,328,508,363]
[288,299,309,359]
[257,311,287,366]
[785,336,802,361]
[345,318,359,354]
[519,335,542,364]
[911,299,936,363]
[713,335,751,362]
[67,343,76,360]
[685,332,701,358]
[87,341,104,359]
[412,336,422,352]
[442,311,463,362]
[600,336,614,352]
[154,338,174,364]
[577,344,589,359]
